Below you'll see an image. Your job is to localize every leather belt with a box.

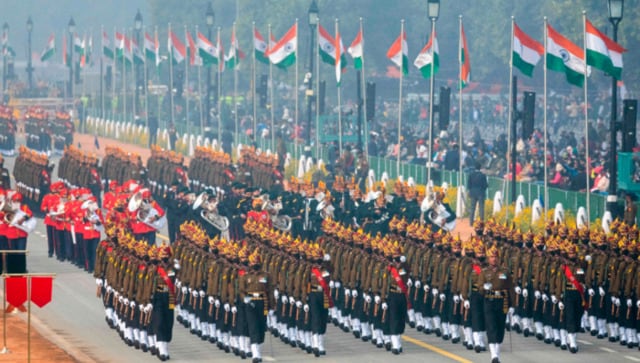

[486,290,504,298]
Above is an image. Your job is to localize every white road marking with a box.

[578,339,593,345]
[600,347,616,353]
[263,356,276,362]
[624,356,640,362]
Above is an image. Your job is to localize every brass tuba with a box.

[128,190,166,230]
[272,214,292,232]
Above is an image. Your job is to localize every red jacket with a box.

[82,208,104,240]
[6,204,34,239]
[129,200,165,235]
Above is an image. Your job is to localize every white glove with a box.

[130,301,136,308]
[558,302,565,310]
[588,288,595,297]
[542,294,549,302]
[522,289,529,298]
[636,300,640,309]
[423,285,430,292]
[303,304,309,312]
[534,290,541,299]
[463,300,470,309]
[192,290,198,297]
[599,287,606,296]
[585,255,592,262]
[453,295,460,304]
[551,295,558,304]
[432,288,439,296]
[344,289,351,297]
[296,301,302,308]
[224,303,230,312]
[615,298,621,307]
[123,298,129,305]
[282,296,288,304]
[139,304,145,311]
[329,281,335,289]
[515,286,522,295]
[508,307,515,315]
[415,280,422,289]
[215,299,221,308]
[199,290,205,297]
[274,289,279,299]
[439,294,446,302]
[627,299,633,307]
[483,283,492,291]
[364,295,372,304]
[208,296,214,304]
[106,286,113,293]
[144,304,153,313]
[611,296,617,304]
[96,278,103,287]
[181,286,188,294]
[352,290,358,298]
[244,296,251,304]
[407,278,413,288]
[176,280,182,288]
[381,302,388,310]
[374,295,381,304]
[335,281,341,289]
[231,306,237,314]
[289,296,295,304]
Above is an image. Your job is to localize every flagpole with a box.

[427,17,436,185]
[196,25,204,135]
[543,17,549,222]
[216,27,222,146]
[295,19,299,156]
[252,22,258,144]
[506,16,515,223]
[144,26,149,131]
[123,28,127,124]
[81,32,86,105]
[100,26,105,120]
[397,20,404,177]
[360,18,368,158]
[131,29,137,125]
[583,11,590,222]
[268,24,275,148]
[315,20,321,157]
[155,26,161,130]
[112,27,116,120]
[169,23,175,129]
[458,16,463,188]
[185,25,190,136]
[336,19,343,157]
[233,22,239,147]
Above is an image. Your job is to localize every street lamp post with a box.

[2,22,8,94]
[426,0,440,184]
[26,17,33,96]
[607,0,624,218]
[68,17,75,99]
[134,9,143,114]
[206,2,215,130]
[306,0,319,151]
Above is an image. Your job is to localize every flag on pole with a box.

[197,31,219,67]
[335,29,346,86]
[254,27,269,64]
[144,32,158,65]
[86,35,93,65]
[546,23,588,87]
[102,31,114,60]
[318,24,337,66]
[62,34,69,67]
[74,33,84,54]
[216,33,225,72]
[585,19,626,80]
[386,30,408,75]
[225,27,245,70]
[267,23,297,70]
[168,30,186,64]
[512,23,543,77]
[116,32,133,65]
[186,31,201,66]
[459,23,471,88]
[39,33,56,62]
[347,29,363,70]
[79,35,87,68]
[132,39,144,65]
[414,31,439,79]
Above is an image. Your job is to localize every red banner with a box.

[31,277,54,308]
[6,277,27,307]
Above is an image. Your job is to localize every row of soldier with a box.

[13,145,53,208]
[101,146,146,189]
[57,145,102,203]
[0,105,16,156]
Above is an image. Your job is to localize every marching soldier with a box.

[150,244,177,361]
[385,242,409,355]
[240,248,270,363]
[0,155,10,189]
[559,243,588,353]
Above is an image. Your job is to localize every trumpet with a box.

[128,190,166,230]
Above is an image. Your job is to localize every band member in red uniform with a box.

[41,182,64,258]
[130,188,165,246]
[81,196,103,273]
[5,192,34,273]
[247,199,272,227]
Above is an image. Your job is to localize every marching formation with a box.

[0,105,16,157]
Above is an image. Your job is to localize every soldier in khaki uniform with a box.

[239,248,269,363]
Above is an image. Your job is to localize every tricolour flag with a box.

[318,24,336,66]
[254,27,269,65]
[102,31,114,60]
[386,30,408,75]
[459,23,471,88]
[585,19,626,80]
[115,32,133,65]
[414,31,439,79]
[144,32,158,65]
[132,39,144,65]
[40,33,56,62]
[197,32,219,67]
[225,27,245,70]
[512,22,543,77]
[186,31,201,66]
[335,29,346,86]
[74,34,84,54]
[546,23,588,87]
[267,23,297,69]
[62,34,69,66]
[348,29,363,70]
[168,30,186,64]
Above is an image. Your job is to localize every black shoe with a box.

[435,329,442,337]
[159,354,168,362]
[342,326,350,333]
[491,358,500,363]
[376,343,384,349]
[391,348,399,355]
[452,337,460,344]
[305,346,313,354]
[474,346,482,353]
[200,334,208,341]
[272,330,280,338]
[409,321,416,328]
[505,324,511,332]
[442,334,450,341]
[621,340,627,346]
[353,331,361,339]
[196,330,203,338]
[417,325,423,332]
[629,342,638,349]
[233,347,240,356]
[579,327,586,333]
[224,346,230,354]
[597,334,605,339]
[466,343,474,350]
[589,329,596,336]
[536,333,544,341]
[609,336,617,342]
[141,344,148,353]
[423,328,432,335]
[290,340,296,348]
[313,348,320,357]
[362,335,370,342]
[561,344,567,350]
[240,351,246,359]
[523,329,530,338]
[134,341,141,350]
[554,339,561,347]
[385,342,391,351]
[252,358,262,363]
[150,347,157,356]
[514,324,522,334]
[332,318,339,326]
[570,346,578,354]
[320,350,326,355]
[281,336,289,344]
[544,338,552,344]
[209,336,217,344]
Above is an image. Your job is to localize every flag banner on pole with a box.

[217,34,225,72]
[40,33,56,62]
[546,23,588,87]
[225,28,245,70]
[414,31,439,79]
[459,23,471,88]
[144,32,157,64]
[347,29,363,70]
[335,29,347,86]
[6,276,27,307]
[102,31,114,60]
[267,23,297,70]
[513,22,543,77]
[254,27,269,64]
[186,31,201,66]
[74,33,84,54]
[62,34,69,67]
[132,39,144,65]
[168,30,186,64]
[386,30,408,75]
[86,35,93,65]
[30,276,54,308]
[585,18,626,80]
[79,35,87,68]
[318,24,337,66]
[116,32,133,66]
[197,31,218,67]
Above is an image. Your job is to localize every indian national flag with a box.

[116,32,133,65]
[40,34,55,62]
[144,32,158,65]
[197,32,219,67]
[267,23,297,70]
[132,39,144,65]
[225,28,245,70]
[102,31,114,60]
[348,29,363,70]
[459,24,471,88]
[546,23,588,87]
[414,31,438,79]
[186,31,201,66]
[254,27,269,64]
[168,30,186,64]
[335,30,346,86]
[386,30,408,75]
[62,34,69,66]
[74,34,84,54]
[585,19,626,80]
[318,24,336,65]
[512,22,543,77]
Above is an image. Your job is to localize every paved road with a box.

[4,140,640,363]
